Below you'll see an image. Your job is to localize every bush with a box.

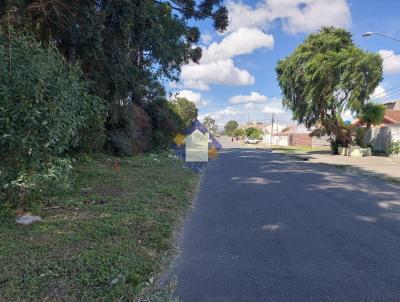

[355,128,366,147]
[145,99,184,150]
[106,103,152,155]
[389,141,400,155]
[0,32,105,207]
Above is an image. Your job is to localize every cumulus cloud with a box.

[173,90,208,107]
[201,28,274,63]
[199,107,241,126]
[181,27,273,90]
[225,0,351,34]
[181,59,255,89]
[262,106,285,114]
[370,84,386,99]
[379,50,400,75]
[229,91,268,104]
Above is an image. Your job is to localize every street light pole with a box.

[362,32,400,43]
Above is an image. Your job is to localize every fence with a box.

[263,134,289,146]
[364,124,400,153]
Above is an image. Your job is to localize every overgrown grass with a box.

[0,153,198,301]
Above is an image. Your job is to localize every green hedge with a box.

[0,32,106,207]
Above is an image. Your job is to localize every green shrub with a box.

[389,141,400,155]
[0,32,105,207]
[106,103,152,155]
[355,128,366,147]
[145,100,184,150]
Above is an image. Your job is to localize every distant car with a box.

[244,138,261,144]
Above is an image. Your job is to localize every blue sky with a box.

[171,0,400,128]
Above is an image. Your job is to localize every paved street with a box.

[172,138,400,301]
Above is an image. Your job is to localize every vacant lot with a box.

[0,153,198,301]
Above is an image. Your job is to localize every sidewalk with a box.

[306,152,400,182]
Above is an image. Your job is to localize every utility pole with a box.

[270,113,275,146]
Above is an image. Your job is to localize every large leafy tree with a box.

[1,0,228,152]
[224,120,239,136]
[172,97,198,127]
[1,1,227,104]
[276,27,383,147]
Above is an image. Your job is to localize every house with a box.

[384,100,400,110]
[383,110,400,125]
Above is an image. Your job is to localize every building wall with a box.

[364,124,400,152]
[290,133,312,146]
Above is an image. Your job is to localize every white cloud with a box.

[183,79,210,91]
[229,91,268,104]
[173,90,208,107]
[181,59,255,88]
[201,33,213,45]
[269,0,351,34]
[199,107,241,126]
[262,106,285,114]
[379,50,400,75]
[370,84,386,99]
[225,0,351,34]
[181,28,273,90]
[226,1,272,33]
[201,28,274,63]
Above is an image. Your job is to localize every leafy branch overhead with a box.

[276,27,383,147]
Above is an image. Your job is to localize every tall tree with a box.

[1,1,228,152]
[173,97,198,127]
[224,120,238,136]
[276,27,382,147]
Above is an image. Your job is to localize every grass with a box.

[0,153,198,301]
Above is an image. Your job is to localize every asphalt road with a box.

[170,139,400,302]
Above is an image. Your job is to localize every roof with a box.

[384,110,400,124]
[384,101,400,110]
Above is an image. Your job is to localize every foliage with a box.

[172,97,198,128]
[389,141,400,155]
[245,127,263,139]
[224,120,239,136]
[106,103,152,156]
[203,116,218,134]
[355,127,366,147]
[233,128,245,138]
[146,99,184,150]
[0,32,105,207]
[358,103,386,127]
[1,1,228,151]
[276,27,383,147]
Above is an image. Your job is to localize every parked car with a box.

[244,138,261,144]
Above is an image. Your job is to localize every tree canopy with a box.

[224,120,239,136]
[1,1,227,104]
[172,97,198,127]
[276,27,383,147]
[245,127,263,139]
[233,128,245,138]
[359,103,386,127]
